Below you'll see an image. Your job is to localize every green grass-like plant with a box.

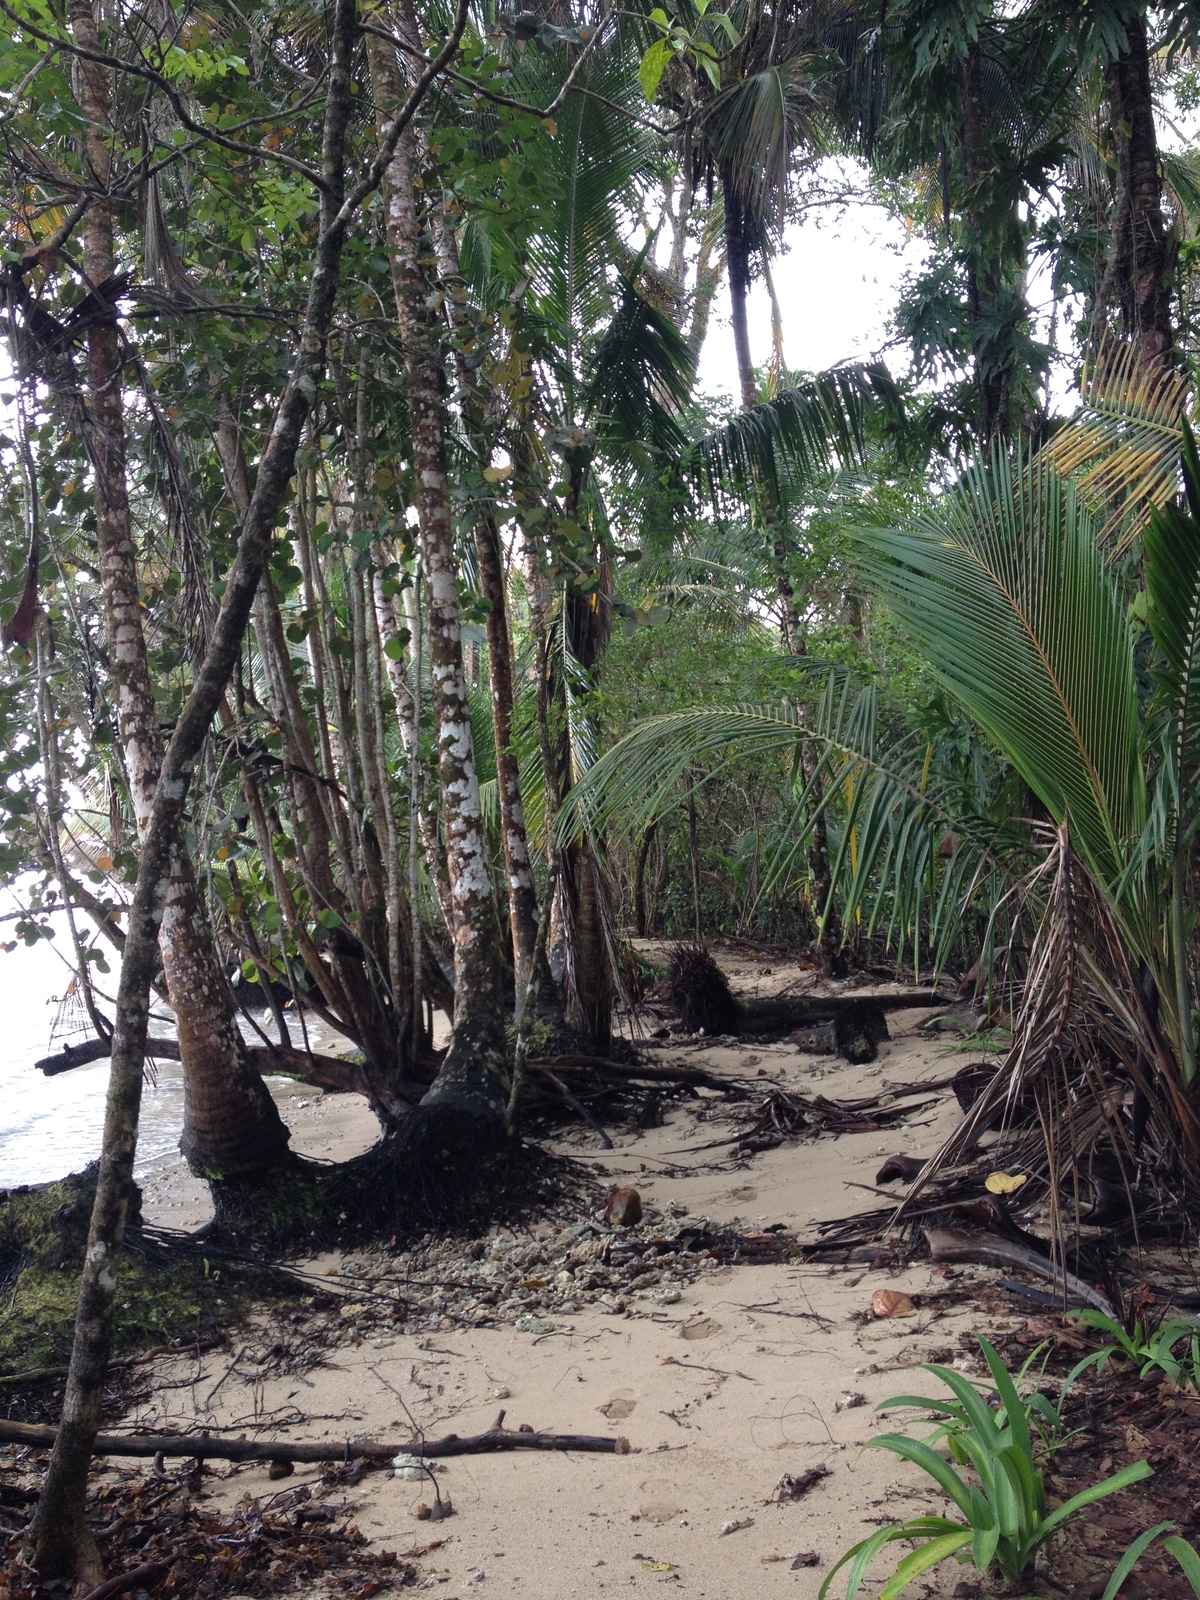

[820,1337,1152,1600]
[1103,1524,1200,1599]
[1070,1307,1200,1388]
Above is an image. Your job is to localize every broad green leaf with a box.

[638,39,669,101]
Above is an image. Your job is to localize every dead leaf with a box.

[871,1289,916,1319]
[1124,1426,1153,1459]
[984,1171,1028,1195]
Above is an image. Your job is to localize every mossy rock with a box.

[0,1166,263,1384]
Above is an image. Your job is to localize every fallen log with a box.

[0,1420,631,1462]
[924,1225,1114,1316]
[665,945,945,1063]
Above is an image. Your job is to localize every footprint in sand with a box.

[679,1316,722,1340]
[726,1185,757,1202]
[599,1391,637,1419]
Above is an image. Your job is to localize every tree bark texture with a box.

[962,42,1007,440]
[63,5,288,1186]
[368,23,507,1124]
[1107,11,1176,369]
[25,0,368,1572]
[423,128,539,1012]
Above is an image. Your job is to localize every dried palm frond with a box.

[1039,337,1194,551]
[895,826,1200,1248]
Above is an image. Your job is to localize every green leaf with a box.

[1100,1523,1175,1600]
[851,451,1146,896]
[1163,1535,1200,1595]
[865,1435,974,1519]
[638,39,669,101]
[384,631,411,660]
[879,1528,973,1599]
[1038,1458,1153,1538]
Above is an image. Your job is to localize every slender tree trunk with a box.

[426,184,539,1011]
[633,822,656,938]
[721,171,838,969]
[24,0,366,1570]
[65,0,289,1185]
[962,42,1007,440]
[369,23,507,1125]
[1106,10,1176,370]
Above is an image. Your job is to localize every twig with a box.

[0,1420,631,1461]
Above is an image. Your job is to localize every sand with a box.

[124,955,1014,1599]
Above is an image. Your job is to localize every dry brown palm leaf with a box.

[894,826,1200,1247]
[1039,337,1194,551]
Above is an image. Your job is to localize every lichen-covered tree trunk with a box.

[369,23,507,1126]
[65,0,289,1184]
[24,0,365,1569]
[427,199,540,1012]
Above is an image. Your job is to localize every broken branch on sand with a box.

[0,1420,631,1462]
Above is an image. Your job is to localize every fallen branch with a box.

[0,1420,631,1462]
[35,1033,370,1096]
[924,1225,1113,1316]
[80,1562,171,1600]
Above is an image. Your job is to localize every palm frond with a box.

[692,362,903,506]
[850,450,1146,895]
[1039,338,1194,550]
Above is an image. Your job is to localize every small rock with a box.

[657,1288,681,1305]
[514,1315,556,1334]
[835,1392,866,1411]
[267,1459,294,1480]
[791,1552,820,1570]
[393,1453,427,1481]
[720,1518,754,1535]
[492,1384,511,1400]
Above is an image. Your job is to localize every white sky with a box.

[696,175,930,400]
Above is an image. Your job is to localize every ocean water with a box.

[0,921,196,1187]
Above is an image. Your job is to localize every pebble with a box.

[514,1315,556,1334]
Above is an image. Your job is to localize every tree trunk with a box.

[66,0,289,1186]
[1106,10,1176,370]
[633,822,656,938]
[723,183,759,413]
[425,192,539,1012]
[368,22,507,1127]
[721,170,838,969]
[962,42,1007,440]
[24,0,365,1571]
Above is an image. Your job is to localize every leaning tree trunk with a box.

[23,0,368,1572]
[368,21,508,1130]
[1104,9,1176,370]
[67,0,290,1185]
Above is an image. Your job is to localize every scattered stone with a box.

[720,1517,754,1535]
[514,1315,556,1334]
[835,1391,866,1411]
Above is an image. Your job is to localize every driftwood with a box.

[924,1225,1114,1316]
[36,1035,371,1097]
[664,944,944,1064]
[0,1419,631,1462]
